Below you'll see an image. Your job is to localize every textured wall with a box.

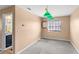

[70,8,79,51]
[41,16,70,41]
[15,6,41,53]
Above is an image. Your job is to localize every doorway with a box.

[2,13,14,53]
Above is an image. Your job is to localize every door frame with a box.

[2,13,14,51]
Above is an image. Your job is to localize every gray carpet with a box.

[21,39,78,54]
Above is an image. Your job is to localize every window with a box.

[47,20,61,32]
[5,14,13,33]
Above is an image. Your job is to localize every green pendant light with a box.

[43,6,54,20]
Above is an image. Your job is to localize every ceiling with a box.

[0,5,79,17]
[19,5,79,17]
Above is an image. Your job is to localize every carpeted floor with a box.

[21,39,78,54]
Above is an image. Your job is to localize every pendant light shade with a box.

[44,10,50,16]
[43,6,54,20]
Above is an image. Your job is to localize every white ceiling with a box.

[19,5,79,17]
[0,5,79,17]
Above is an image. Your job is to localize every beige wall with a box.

[41,16,70,41]
[70,8,79,51]
[15,6,41,53]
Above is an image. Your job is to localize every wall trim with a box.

[4,46,12,50]
[71,41,79,53]
[16,39,40,54]
[41,38,70,42]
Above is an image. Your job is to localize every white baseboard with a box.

[71,41,79,53]
[4,46,12,50]
[41,37,70,42]
[16,39,39,54]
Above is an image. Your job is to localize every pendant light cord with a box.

[45,5,48,11]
